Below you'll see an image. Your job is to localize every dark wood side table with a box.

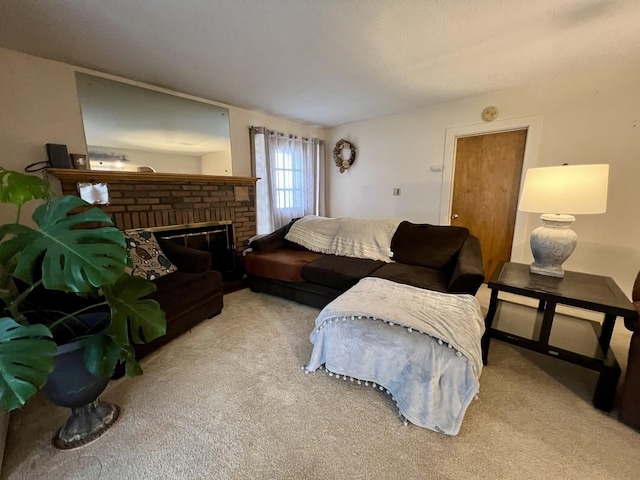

[482,261,638,412]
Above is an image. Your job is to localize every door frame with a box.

[439,115,543,263]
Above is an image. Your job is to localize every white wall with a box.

[0,48,87,225]
[327,60,640,294]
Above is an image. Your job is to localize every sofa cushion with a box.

[245,250,325,283]
[302,256,385,291]
[370,262,450,292]
[391,221,469,270]
[124,230,178,280]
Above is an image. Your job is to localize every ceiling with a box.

[1,0,639,127]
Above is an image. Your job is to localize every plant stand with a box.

[53,400,120,450]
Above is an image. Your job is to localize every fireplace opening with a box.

[145,221,237,279]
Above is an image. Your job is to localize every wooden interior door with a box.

[450,129,527,281]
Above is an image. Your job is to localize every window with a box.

[250,127,324,233]
[273,150,300,210]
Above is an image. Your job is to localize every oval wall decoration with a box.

[333,139,356,173]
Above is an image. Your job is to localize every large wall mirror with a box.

[75,73,232,175]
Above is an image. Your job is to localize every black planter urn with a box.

[42,313,120,450]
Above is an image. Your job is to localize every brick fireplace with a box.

[47,169,258,249]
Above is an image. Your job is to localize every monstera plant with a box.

[0,167,166,413]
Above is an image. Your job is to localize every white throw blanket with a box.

[305,277,485,435]
[285,215,401,262]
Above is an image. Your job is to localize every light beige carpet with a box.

[2,286,639,479]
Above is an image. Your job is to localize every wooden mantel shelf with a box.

[50,168,258,245]
[47,168,259,185]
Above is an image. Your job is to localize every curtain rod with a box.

[249,125,321,143]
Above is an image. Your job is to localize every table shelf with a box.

[491,300,607,367]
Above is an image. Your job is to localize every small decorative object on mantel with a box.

[70,153,89,170]
[77,182,110,205]
[481,106,499,122]
[333,139,356,173]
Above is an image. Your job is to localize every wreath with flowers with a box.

[333,139,356,173]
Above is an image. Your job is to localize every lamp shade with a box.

[518,164,609,214]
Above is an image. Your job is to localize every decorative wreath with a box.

[333,139,356,173]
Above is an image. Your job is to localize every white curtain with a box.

[250,127,324,234]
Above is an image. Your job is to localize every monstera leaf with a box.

[0,195,127,293]
[0,318,56,411]
[0,168,50,209]
[104,274,166,346]
[84,334,142,378]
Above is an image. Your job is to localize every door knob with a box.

[451,214,459,219]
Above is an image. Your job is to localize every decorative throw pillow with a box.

[123,230,178,280]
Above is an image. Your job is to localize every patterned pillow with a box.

[123,230,178,280]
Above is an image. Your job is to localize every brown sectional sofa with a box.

[244,220,485,308]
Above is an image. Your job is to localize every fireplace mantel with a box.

[48,168,258,247]
[47,168,258,185]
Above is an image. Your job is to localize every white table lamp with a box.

[518,164,609,278]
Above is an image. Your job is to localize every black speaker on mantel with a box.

[46,143,72,168]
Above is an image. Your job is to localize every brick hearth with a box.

[47,169,258,248]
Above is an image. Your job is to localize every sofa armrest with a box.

[624,272,640,332]
[249,224,288,252]
[448,235,485,295]
[624,306,640,332]
[157,239,212,273]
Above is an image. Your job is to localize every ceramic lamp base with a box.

[529,214,577,278]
